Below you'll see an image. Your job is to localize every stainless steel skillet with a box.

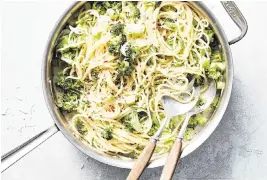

[1,1,247,173]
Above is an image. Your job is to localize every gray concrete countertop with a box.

[1,1,267,180]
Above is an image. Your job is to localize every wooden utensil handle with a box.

[127,139,157,180]
[160,138,182,180]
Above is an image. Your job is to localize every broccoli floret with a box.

[103,2,122,12]
[101,126,113,140]
[128,3,140,19]
[147,124,158,136]
[184,128,193,140]
[108,34,126,54]
[55,72,83,92]
[211,50,222,62]
[57,92,79,112]
[109,44,120,54]
[103,1,113,9]
[124,44,134,58]
[118,61,133,76]
[207,68,221,80]
[194,74,204,86]
[187,116,198,129]
[121,43,140,61]
[74,119,88,135]
[92,2,106,15]
[143,1,161,11]
[202,58,210,70]
[206,52,225,80]
[211,96,219,107]
[56,32,69,50]
[186,73,204,86]
[169,115,185,130]
[76,13,96,27]
[104,2,122,20]
[110,23,124,36]
[211,62,226,72]
[196,96,206,107]
[187,114,208,128]
[194,114,207,126]
[204,29,215,43]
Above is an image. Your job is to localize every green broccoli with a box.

[103,2,122,12]
[186,73,204,86]
[187,116,198,129]
[118,61,133,76]
[108,34,126,54]
[143,1,161,11]
[128,3,140,19]
[202,58,210,70]
[92,2,106,15]
[110,23,124,36]
[194,114,207,126]
[55,72,83,92]
[56,33,69,50]
[184,128,193,140]
[211,96,219,107]
[57,92,79,112]
[196,96,206,107]
[76,13,96,27]
[122,43,140,61]
[74,119,88,135]
[187,114,207,129]
[147,124,159,136]
[169,115,185,130]
[207,68,221,80]
[204,29,215,43]
[103,1,113,9]
[101,126,113,140]
[211,50,222,62]
[194,74,204,86]
[205,51,225,82]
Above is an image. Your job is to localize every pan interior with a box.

[43,1,233,168]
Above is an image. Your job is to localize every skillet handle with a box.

[221,1,248,45]
[1,124,59,173]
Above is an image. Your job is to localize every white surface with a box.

[1,1,267,180]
